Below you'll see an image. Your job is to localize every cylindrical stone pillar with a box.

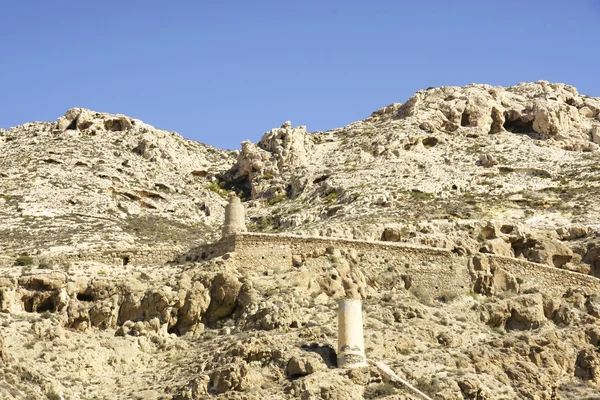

[221,195,247,238]
[337,299,367,368]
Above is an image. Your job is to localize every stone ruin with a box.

[221,194,247,238]
[337,298,368,369]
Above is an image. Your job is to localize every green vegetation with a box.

[409,191,434,200]
[206,181,229,198]
[268,193,287,206]
[325,191,339,204]
[14,255,34,266]
[46,391,62,400]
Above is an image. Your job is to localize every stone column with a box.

[337,299,367,368]
[221,194,247,238]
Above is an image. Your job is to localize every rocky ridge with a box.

[1,81,600,399]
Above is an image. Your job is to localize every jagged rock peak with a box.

[390,81,600,150]
[55,108,147,134]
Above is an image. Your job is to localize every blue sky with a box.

[1,1,599,149]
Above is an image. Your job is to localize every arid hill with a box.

[1,81,600,399]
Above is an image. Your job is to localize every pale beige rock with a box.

[1,83,600,399]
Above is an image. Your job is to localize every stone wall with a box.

[185,233,472,298]
[0,248,183,268]
[488,254,600,296]
[184,233,600,298]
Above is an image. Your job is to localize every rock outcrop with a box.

[1,83,600,399]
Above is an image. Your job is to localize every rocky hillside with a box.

[1,81,600,399]
[0,108,236,257]
[227,81,600,277]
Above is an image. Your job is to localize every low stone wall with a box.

[184,232,600,298]
[488,254,600,296]
[0,248,183,268]
[228,233,471,298]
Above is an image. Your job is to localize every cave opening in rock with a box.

[460,112,470,127]
[77,293,94,302]
[66,119,78,130]
[105,120,123,132]
[122,256,130,266]
[35,297,55,313]
[503,114,534,134]
[422,137,439,148]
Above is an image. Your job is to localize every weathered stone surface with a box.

[1,82,600,399]
[205,273,242,323]
[286,354,324,377]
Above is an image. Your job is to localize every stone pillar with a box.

[337,299,367,368]
[221,194,247,238]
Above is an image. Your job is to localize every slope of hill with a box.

[1,81,600,399]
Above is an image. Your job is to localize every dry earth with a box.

[1,81,600,399]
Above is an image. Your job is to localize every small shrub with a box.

[325,192,339,204]
[436,290,459,303]
[411,286,433,306]
[410,191,433,200]
[268,193,287,206]
[14,255,34,266]
[206,181,228,198]
[46,390,61,400]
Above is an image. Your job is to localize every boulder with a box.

[205,273,242,323]
[575,348,600,387]
[479,238,513,257]
[210,362,249,394]
[286,354,324,377]
[175,281,210,335]
[592,125,600,145]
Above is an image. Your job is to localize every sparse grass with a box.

[409,191,433,200]
[206,181,229,198]
[46,390,61,400]
[139,272,150,281]
[14,255,34,266]
[410,286,433,306]
[325,191,339,204]
[268,193,287,206]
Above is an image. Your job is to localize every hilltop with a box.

[1,81,600,399]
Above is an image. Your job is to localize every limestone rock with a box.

[0,334,8,364]
[575,348,600,387]
[205,273,242,323]
[286,354,324,377]
[175,281,210,335]
[481,294,547,331]
[592,125,600,145]
[210,362,249,394]
[479,153,498,167]
[479,238,513,257]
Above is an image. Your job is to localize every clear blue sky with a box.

[2,1,599,149]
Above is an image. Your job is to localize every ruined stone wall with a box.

[229,233,472,297]
[0,248,183,268]
[183,233,600,298]
[488,254,600,296]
